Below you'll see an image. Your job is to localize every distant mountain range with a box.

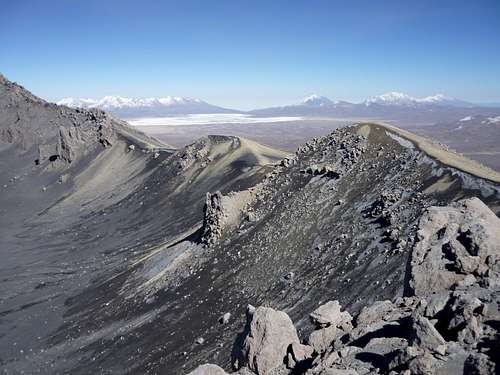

[299,92,473,108]
[57,96,237,118]
[58,92,500,123]
[250,93,500,125]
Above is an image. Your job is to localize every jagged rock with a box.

[421,292,450,318]
[201,190,254,246]
[310,301,352,329]
[446,292,484,346]
[187,364,229,375]
[367,190,401,225]
[308,325,338,354]
[219,312,231,325]
[355,300,399,327]
[290,342,314,362]
[463,353,496,375]
[407,352,439,375]
[410,198,500,297]
[484,254,500,287]
[201,192,225,246]
[409,315,446,355]
[57,126,77,162]
[246,304,256,316]
[287,342,314,369]
[235,307,300,375]
[301,164,339,178]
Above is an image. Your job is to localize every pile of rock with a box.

[366,190,402,226]
[301,164,339,179]
[188,198,500,374]
[170,137,211,173]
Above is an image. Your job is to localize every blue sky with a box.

[1,0,499,109]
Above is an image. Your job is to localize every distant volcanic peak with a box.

[419,93,448,103]
[301,94,334,107]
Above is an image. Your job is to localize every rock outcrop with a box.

[410,197,500,296]
[233,306,300,375]
[0,74,162,170]
[201,190,255,246]
[189,198,500,375]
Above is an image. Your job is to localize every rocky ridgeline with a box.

[295,129,367,178]
[188,198,500,375]
[0,74,162,169]
[36,108,115,166]
[168,137,212,173]
[199,128,370,243]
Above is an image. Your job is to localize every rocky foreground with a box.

[190,197,500,375]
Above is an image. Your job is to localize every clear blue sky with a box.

[1,0,499,109]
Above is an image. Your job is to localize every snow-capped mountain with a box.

[57,96,239,118]
[250,92,495,125]
[364,92,473,107]
[300,94,354,108]
[301,94,335,107]
[364,92,416,106]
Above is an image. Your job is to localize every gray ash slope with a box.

[0,75,499,374]
[0,75,286,373]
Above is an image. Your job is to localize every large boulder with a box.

[410,198,500,296]
[310,301,352,329]
[409,315,447,355]
[236,306,300,375]
[187,364,229,375]
[308,301,353,354]
[308,325,339,354]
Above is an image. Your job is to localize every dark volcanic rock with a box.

[234,306,300,375]
[1,74,500,375]
[410,197,500,296]
[195,198,500,375]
